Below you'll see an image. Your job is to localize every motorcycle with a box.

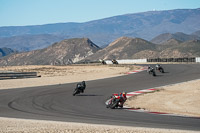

[148,67,156,76]
[156,66,164,73]
[106,93,126,109]
[73,81,86,96]
[112,59,118,64]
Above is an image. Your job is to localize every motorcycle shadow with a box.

[156,71,170,74]
[115,107,141,110]
[109,107,136,110]
[163,71,169,73]
[76,94,102,96]
[154,75,164,77]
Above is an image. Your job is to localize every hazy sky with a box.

[0,0,200,27]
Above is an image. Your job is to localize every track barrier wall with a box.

[117,59,147,64]
[196,57,200,62]
[147,57,196,62]
[103,57,200,64]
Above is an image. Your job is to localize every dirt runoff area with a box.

[126,79,200,117]
[0,64,140,89]
[0,64,199,133]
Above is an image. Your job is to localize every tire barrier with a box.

[0,72,40,80]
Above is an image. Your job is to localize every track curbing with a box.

[109,66,200,118]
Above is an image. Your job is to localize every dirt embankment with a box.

[126,79,200,117]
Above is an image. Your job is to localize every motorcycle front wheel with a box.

[110,99,120,109]
[73,89,79,96]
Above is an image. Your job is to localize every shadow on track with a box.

[75,94,102,96]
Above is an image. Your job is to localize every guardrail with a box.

[77,57,200,65]
[0,72,40,80]
[101,57,200,64]
[147,57,196,62]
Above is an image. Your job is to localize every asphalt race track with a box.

[0,64,200,131]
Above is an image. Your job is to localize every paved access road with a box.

[0,64,200,131]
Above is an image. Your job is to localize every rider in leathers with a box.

[76,81,86,93]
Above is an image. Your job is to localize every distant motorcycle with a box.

[155,65,164,73]
[106,93,127,109]
[147,67,156,76]
[112,59,118,64]
[73,81,86,96]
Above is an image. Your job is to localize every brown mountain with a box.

[134,39,200,58]
[0,38,100,66]
[156,39,182,51]
[1,36,200,66]
[85,37,200,61]
[85,37,156,60]
[166,40,200,57]
[151,32,200,44]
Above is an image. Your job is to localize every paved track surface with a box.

[0,64,200,131]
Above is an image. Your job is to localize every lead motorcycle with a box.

[73,81,86,96]
[156,65,164,73]
[106,93,127,109]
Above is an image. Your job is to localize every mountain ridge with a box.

[0,8,200,49]
[1,36,200,66]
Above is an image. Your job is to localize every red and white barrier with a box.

[126,88,157,98]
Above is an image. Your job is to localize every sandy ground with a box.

[0,64,199,133]
[0,117,199,133]
[0,64,140,89]
[126,79,200,117]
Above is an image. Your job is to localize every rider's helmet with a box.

[122,91,126,97]
[82,81,85,85]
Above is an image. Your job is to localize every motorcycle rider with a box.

[115,91,127,107]
[155,64,161,70]
[107,91,127,108]
[147,65,154,73]
[119,91,127,106]
[76,81,86,93]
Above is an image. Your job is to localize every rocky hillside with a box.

[85,37,200,61]
[0,8,200,49]
[1,36,200,66]
[0,38,100,66]
[151,32,200,44]
[85,37,156,60]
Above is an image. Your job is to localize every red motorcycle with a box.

[106,93,127,109]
